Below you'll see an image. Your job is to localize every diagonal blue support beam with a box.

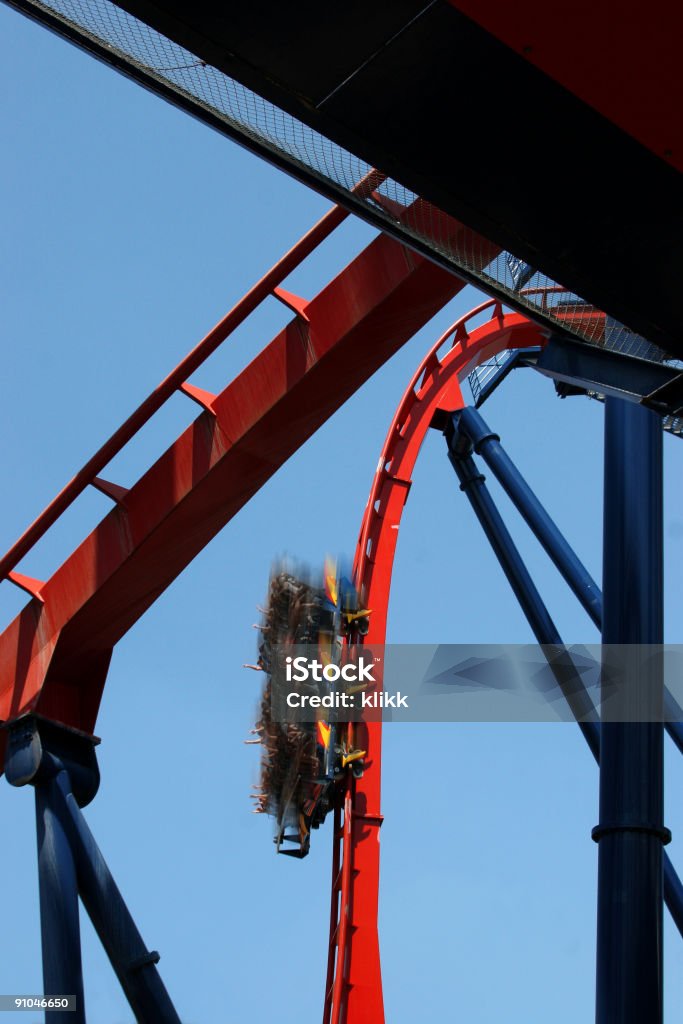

[444,417,683,941]
[4,717,181,1024]
[50,766,182,1024]
[454,405,603,627]
[454,404,683,753]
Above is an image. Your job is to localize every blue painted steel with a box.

[446,417,683,940]
[664,690,683,755]
[447,450,560,640]
[455,405,603,628]
[664,857,683,939]
[535,335,683,411]
[505,254,535,291]
[567,718,683,937]
[456,405,683,752]
[35,773,85,1024]
[5,715,100,807]
[50,767,182,1024]
[469,347,541,409]
[595,398,666,1024]
[4,716,180,1024]
[446,442,598,728]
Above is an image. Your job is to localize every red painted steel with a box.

[0,170,388,590]
[325,300,558,1023]
[0,206,347,586]
[7,572,45,602]
[330,788,354,1023]
[323,800,343,1024]
[0,220,485,747]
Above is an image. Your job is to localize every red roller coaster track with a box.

[0,193,480,751]
[1,169,602,1019]
[324,298,557,1024]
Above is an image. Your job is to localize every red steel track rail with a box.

[324,296,577,1023]
[0,170,388,591]
[1,165,603,1020]
[0,196,489,764]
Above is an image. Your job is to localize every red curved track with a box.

[325,294,604,1023]
[0,188,605,1022]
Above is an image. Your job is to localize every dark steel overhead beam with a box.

[4,0,682,356]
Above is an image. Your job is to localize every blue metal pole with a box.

[664,857,683,938]
[445,420,683,940]
[446,443,598,728]
[664,689,683,755]
[51,767,182,1024]
[595,398,667,1024]
[447,451,560,642]
[558,720,683,937]
[455,404,603,627]
[35,773,85,1024]
[456,404,683,752]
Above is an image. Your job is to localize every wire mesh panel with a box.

[468,350,513,406]
[11,0,678,365]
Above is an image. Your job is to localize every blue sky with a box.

[2,6,682,1022]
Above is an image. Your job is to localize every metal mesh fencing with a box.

[467,350,516,406]
[11,0,677,368]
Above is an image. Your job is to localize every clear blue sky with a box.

[1,6,682,1022]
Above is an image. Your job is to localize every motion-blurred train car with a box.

[249,558,369,857]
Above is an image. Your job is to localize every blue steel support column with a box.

[35,774,86,1024]
[446,450,560,643]
[455,405,683,753]
[51,768,182,1024]
[445,417,683,940]
[455,405,602,627]
[4,716,180,1024]
[445,433,597,728]
[594,398,667,1024]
